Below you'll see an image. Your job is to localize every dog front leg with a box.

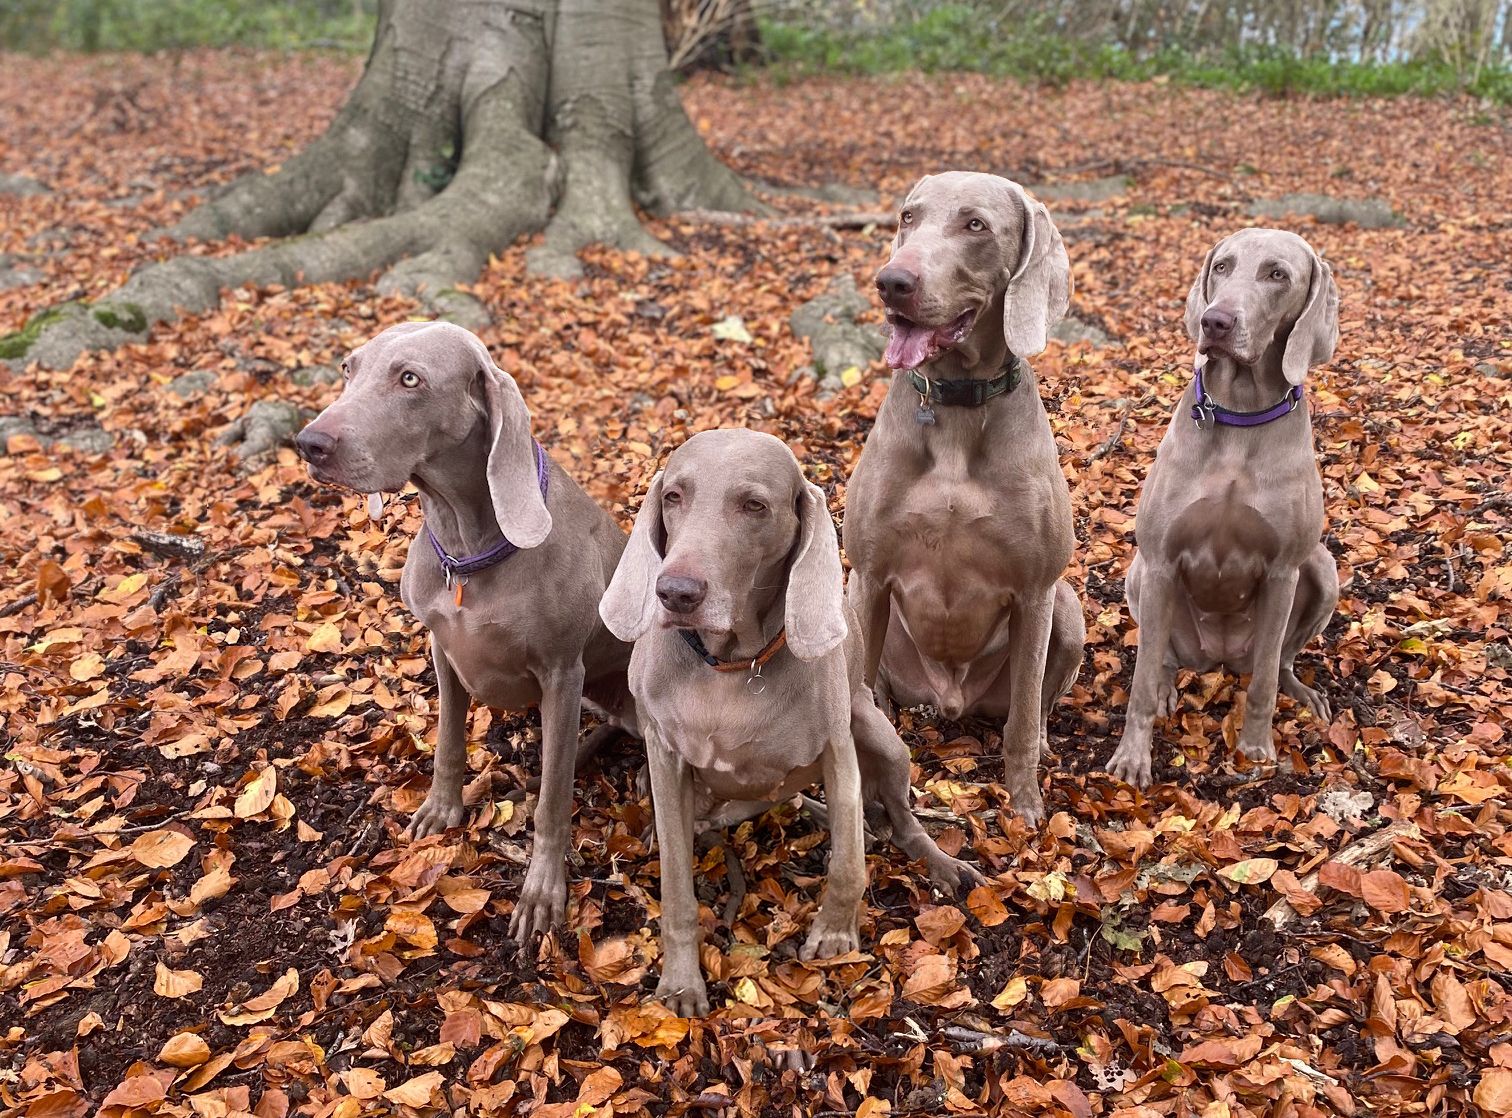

[408,634,470,839]
[647,729,709,1016]
[510,660,586,941]
[1001,585,1056,825]
[848,571,892,694]
[801,733,865,960]
[1107,564,1179,789]
[1237,566,1302,763]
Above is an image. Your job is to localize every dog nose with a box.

[1201,308,1236,337]
[296,428,337,465]
[875,265,919,304]
[656,574,707,614]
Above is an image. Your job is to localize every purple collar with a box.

[425,441,549,591]
[1191,363,1303,430]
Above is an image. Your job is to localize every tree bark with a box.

[2,0,762,371]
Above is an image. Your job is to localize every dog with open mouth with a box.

[599,429,984,1017]
[295,321,635,942]
[842,171,1086,827]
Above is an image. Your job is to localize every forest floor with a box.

[1,50,1509,1118]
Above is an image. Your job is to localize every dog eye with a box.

[1212,261,1228,274]
[399,370,420,388]
[900,210,914,225]
[1269,268,1287,281]
[743,499,767,514]
[967,218,986,232]
[662,490,682,506]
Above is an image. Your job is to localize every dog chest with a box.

[427,612,542,710]
[647,682,835,802]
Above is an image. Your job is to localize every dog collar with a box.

[1191,363,1303,430]
[679,627,787,675]
[907,357,1022,425]
[425,440,549,606]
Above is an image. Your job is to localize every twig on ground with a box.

[130,531,207,562]
[0,593,38,619]
[148,573,182,611]
[722,844,746,929]
[1263,820,1419,928]
[1089,399,1134,462]
[940,1024,1064,1057]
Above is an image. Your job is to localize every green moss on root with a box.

[92,302,147,333]
[0,306,69,360]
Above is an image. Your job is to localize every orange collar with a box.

[678,627,787,673]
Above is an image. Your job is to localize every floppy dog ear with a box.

[1184,242,1220,344]
[600,473,666,643]
[1002,185,1071,358]
[784,482,847,662]
[470,336,552,548]
[1282,248,1339,386]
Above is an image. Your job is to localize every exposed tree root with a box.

[3,0,763,370]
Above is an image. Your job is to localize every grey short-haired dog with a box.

[297,321,635,940]
[1107,228,1341,787]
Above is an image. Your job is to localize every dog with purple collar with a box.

[1106,227,1342,788]
[296,321,635,941]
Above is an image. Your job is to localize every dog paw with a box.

[509,862,566,942]
[800,917,859,961]
[1156,679,1179,719]
[1282,672,1332,722]
[407,794,466,840]
[926,852,986,896]
[1105,739,1153,790]
[1237,733,1278,763]
[769,1045,815,1072]
[1004,779,1045,828]
[656,967,711,1018]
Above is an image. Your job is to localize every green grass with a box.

[0,0,374,53]
[758,5,1512,103]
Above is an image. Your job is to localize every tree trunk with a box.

[2,0,761,371]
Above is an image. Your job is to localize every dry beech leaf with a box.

[131,828,195,869]
[1220,858,1279,885]
[153,963,204,999]
[383,1071,444,1107]
[234,766,278,819]
[158,1032,211,1068]
[343,1067,387,1100]
[219,967,299,1025]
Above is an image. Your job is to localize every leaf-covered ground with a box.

[2,51,1510,1118]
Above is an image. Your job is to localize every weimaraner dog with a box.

[1106,228,1340,787]
[599,429,983,1017]
[843,171,1086,826]
[295,321,634,939]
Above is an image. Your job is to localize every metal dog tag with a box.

[915,402,936,426]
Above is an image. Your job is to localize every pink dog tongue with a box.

[885,322,935,370]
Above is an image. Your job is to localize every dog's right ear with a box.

[1184,241,1221,344]
[600,472,665,643]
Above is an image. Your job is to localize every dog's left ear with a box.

[1002,184,1071,358]
[600,473,665,644]
[1283,248,1340,385]
[785,482,847,662]
[475,350,551,548]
